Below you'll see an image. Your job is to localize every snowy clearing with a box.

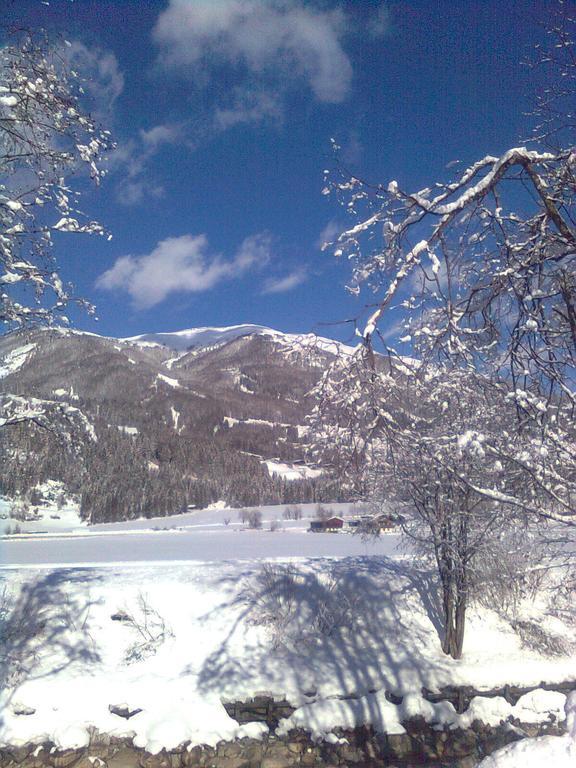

[263,460,324,481]
[0,528,400,567]
[156,373,181,388]
[117,425,139,436]
[0,343,36,378]
[0,501,398,566]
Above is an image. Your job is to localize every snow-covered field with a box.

[0,499,358,535]
[0,502,401,566]
[1,499,575,765]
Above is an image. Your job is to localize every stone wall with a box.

[2,682,575,768]
[0,719,565,768]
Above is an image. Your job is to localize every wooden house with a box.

[309,516,344,533]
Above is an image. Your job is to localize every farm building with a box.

[348,515,397,533]
[309,517,344,533]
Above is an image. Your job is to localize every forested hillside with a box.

[0,326,347,522]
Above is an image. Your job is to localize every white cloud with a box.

[214,89,283,130]
[96,232,272,309]
[378,316,407,342]
[316,219,342,250]
[116,178,165,206]
[153,0,354,127]
[407,252,450,295]
[109,123,183,206]
[63,43,183,207]
[262,267,307,294]
[140,124,182,148]
[234,232,273,271]
[341,130,363,166]
[368,4,391,38]
[67,42,124,116]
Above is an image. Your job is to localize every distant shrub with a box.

[9,502,29,522]
[283,505,302,520]
[240,508,262,529]
[248,509,263,529]
[29,488,42,507]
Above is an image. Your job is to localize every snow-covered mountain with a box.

[122,324,280,351]
[0,323,353,521]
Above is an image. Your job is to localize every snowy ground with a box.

[1,500,575,765]
[1,557,575,753]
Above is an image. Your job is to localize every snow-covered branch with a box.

[0,393,96,446]
[0,30,113,330]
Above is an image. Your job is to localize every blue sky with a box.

[8,0,556,342]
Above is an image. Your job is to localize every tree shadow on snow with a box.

[0,568,103,731]
[194,556,453,733]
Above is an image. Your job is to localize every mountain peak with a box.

[120,324,357,355]
[121,324,281,351]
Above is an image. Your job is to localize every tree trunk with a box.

[441,573,467,659]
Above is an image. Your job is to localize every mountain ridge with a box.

[35,322,358,356]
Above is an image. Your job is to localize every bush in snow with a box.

[239,508,263,529]
[4,523,22,535]
[245,563,361,650]
[9,500,30,522]
[473,526,551,619]
[314,504,331,521]
[117,593,174,665]
[510,619,571,658]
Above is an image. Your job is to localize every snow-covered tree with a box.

[312,355,553,657]
[0,30,112,328]
[315,3,575,656]
[0,30,112,442]
[321,2,575,519]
